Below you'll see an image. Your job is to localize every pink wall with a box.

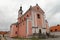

[10,24,18,37]
[18,9,32,38]
[18,21,27,38]
[28,21,32,36]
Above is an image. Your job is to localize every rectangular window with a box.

[15,31,17,34]
[37,14,40,19]
[50,30,52,32]
[16,25,17,27]
[27,15,29,17]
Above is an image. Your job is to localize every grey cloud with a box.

[0,6,17,31]
[0,0,60,31]
[44,0,60,27]
[46,6,60,26]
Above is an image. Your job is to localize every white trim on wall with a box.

[31,11,35,27]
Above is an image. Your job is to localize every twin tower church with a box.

[10,4,49,38]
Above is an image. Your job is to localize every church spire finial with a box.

[36,4,38,6]
[20,4,22,11]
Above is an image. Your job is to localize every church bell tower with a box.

[18,6,23,18]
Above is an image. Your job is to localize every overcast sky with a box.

[0,0,60,31]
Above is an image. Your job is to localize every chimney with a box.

[57,24,60,26]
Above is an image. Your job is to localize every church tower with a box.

[18,6,23,18]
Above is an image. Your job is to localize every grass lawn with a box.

[12,37,45,40]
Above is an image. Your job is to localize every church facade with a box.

[10,4,49,38]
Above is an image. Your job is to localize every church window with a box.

[27,15,29,17]
[37,14,40,19]
[50,30,52,32]
[15,31,17,34]
[37,7,39,10]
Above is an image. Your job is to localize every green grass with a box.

[12,36,40,40]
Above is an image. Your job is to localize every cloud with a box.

[0,0,60,31]
[0,0,18,31]
[44,0,60,27]
[47,12,60,26]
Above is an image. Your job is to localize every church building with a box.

[10,4,49,38]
